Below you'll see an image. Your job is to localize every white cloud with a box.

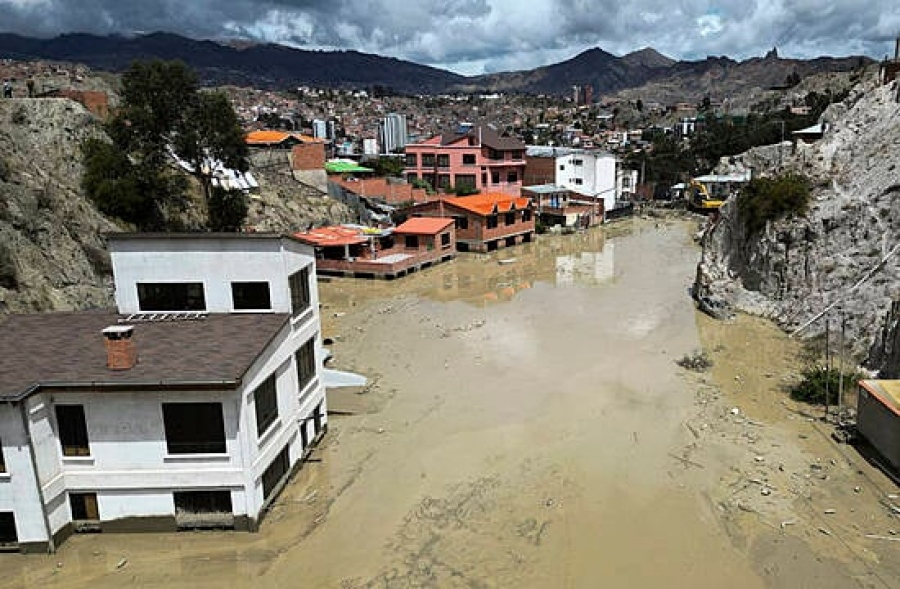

[0,0,897,74]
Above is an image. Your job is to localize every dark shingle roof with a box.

[439,125,525,151]
[0,312,290,400]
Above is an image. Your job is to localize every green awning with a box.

[325,161,374,174]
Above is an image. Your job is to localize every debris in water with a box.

[116,558,128,569]
[676,349,713,372]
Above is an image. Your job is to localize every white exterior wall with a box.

[0,404,48,545]
[23,388,246,535]
[108,236,318,316]
[617,168,639,201]
[1,235,327,546]
[236,302,326,516]
[556,152,617,213]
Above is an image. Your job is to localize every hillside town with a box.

[0,36,899,589]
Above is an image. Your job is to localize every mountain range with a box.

[0,32,873,99]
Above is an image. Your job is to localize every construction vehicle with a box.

[685,174,750,212]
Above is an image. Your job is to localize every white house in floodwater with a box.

[0,234,326,552]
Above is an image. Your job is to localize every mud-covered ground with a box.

[2,217,898,588]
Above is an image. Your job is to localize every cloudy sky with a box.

[1,0,898,75]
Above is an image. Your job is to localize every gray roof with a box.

[0,312,290,401]
[522,184,568,194]
[439,125,525,150]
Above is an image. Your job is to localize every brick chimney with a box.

[102,325,137,370]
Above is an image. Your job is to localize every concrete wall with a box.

[108,236,317,316]
[857,387,900,471]
[0,404,48,546]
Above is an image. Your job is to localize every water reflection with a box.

[318,224,623,309]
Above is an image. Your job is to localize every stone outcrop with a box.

[695,72,900,375]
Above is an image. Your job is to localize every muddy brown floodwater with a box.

[2,217,898,588]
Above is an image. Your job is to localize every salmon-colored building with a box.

[404,125,526,196]
[405,192,535,253]
[294,220,456,279]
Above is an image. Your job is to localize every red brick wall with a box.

[524,157,555,186]
[292,143,326,170]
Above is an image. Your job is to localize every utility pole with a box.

[824,316,830,421]
[838,311,846,419]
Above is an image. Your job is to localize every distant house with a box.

[294,221,456,279]
[405,192,535,253]
[525,147,621,214]
[0,233,326,552]
[521,184,603,228]
[245,130,324,149]
[856,380,900,472]
[404,125,526,196]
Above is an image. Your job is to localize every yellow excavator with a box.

[685,174,748,212]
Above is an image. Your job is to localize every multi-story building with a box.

[0,234,326,552]
[524,147,620,215]
[379,113,408,154]
[404,125,526,196]
[405,192,534,253]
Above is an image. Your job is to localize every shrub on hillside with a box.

[790,365,860,405]
[738,173,811,235]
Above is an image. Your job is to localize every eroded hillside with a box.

[695,71,900,375]
[0,97,354,313]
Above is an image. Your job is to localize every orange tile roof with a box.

[246,130,324,145]
[445,193,531,215]
[394,217,455,235]
[294,226,368,247]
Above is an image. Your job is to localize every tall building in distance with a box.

[572,84,593,106]
[312,119,328,139]
[379,113,409,154]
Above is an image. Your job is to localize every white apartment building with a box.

[379,113,408,154]
[0,234,326,552]
[526,147,621,215]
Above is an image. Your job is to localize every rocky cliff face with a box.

[0,98,120,312]
[0,97,353,314]
[695,72,900,375]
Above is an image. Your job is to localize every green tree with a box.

[83,60,249,231]
[208,186,249,232]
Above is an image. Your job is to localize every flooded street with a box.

[2,217,898,588]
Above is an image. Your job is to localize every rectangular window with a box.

[174,491,232,518]
[437,174,451,189]
[454,174,476,189]
[69,492,99,521]
[462,153,476,165]
[440,232,451,247]
[437,154,449,168]
[455,216,468,230]
[505,212,516,226]
[295,337,316,394]
[254,375,279,437]
[404,235,419,249]
[289,266,311,318]
[231,282,271,311]
[623,177,632,188]
[491,171,500,184]
[0,513,17,545]
[559,164,565,171]
[507,172,518,184]
[404,153,417,167]
[162,403,226,454]
[486,215,498,229]
[572,158,583,166]
[421,153,435,167]
[262,446,290,500]
[523,209,533,222]
[574,178,583,185]
[137,283,206,312]
[56,405,89,457]
[511,150,523,160]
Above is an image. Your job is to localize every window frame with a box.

[231,281,272,311]
[162,402,227,455]
[254,374,279,438]
[462,153,476,165]
[56,405,90,457]
[288,266,312,318]
[295,337,317,394]
[486,215,498,229]
[136,282,206,312]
